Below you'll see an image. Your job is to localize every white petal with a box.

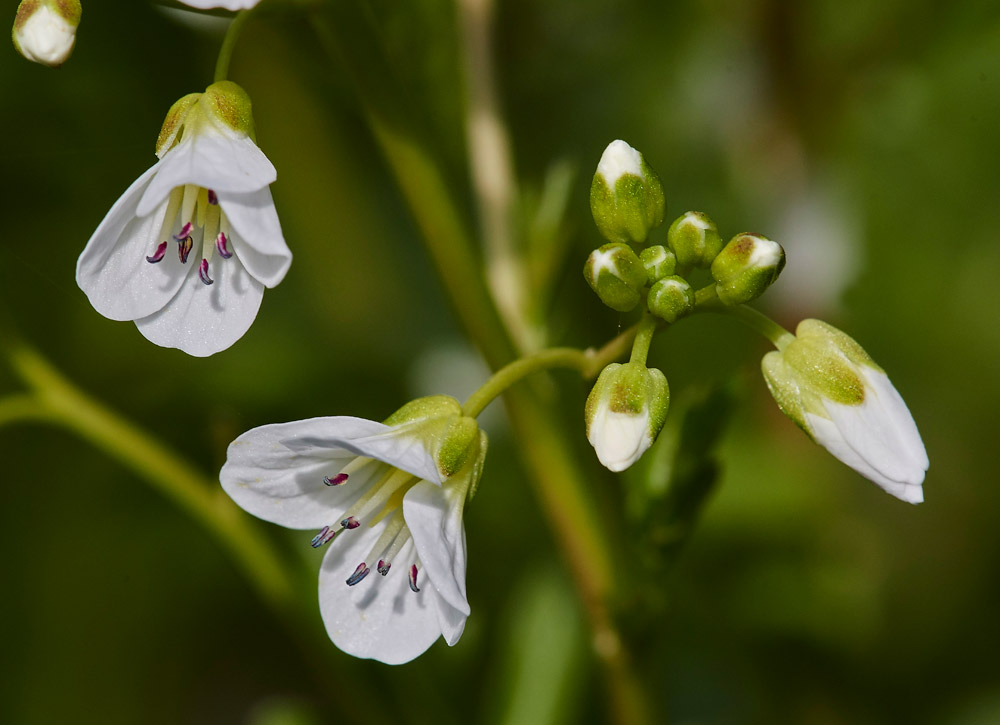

[319,528,445,664]
[134,255,264,356]
[806,413,924,504]
[136,123,275,218]
[333,428,444,485]
[76,165,190,321]
[220,417,392,529]
[403,481,471,620]
[861,368,930,471]
[587,406,652,472]
[179,0,260,8]
[218,188,291,288]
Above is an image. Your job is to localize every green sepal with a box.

[710,233,786,306]
[155,93,201,158]
[203,80,257,140]
[647,275,694,323]
[435,415,481,479]
[666,211,722,268]
[464,431,489,503]
[584,242,648,312]
[639,245,677,285]
[383,395,462,427]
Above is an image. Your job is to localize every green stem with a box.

[462,328,637,419]
[628,312,658,366]
[699,303,795,349]
[214,10,252,83]
[3,342,296,615]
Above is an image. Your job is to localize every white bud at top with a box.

[596,140,644,187]
[12,0,81,68]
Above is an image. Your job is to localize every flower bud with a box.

[647,275,694,323]
[762,320,928,503]
[639,245,677,285]
[710,233,785,305]
[12,0,81,68]
[590,140,665,245]
[585,362,669,472]
[666,211,722,268]
[584,243,648,312]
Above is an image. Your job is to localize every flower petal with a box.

[403,481,470,619]
[136,123,275,218]
[332,428,444,485]
[860,367,930,471]
[179,0,261,8]
[217,188,291,288]
[588,406,652,472]
[134,254,264,356]
[220,417,391,529]
[319,528,445,664]
[806,413,924,503]
[76,165,191,321]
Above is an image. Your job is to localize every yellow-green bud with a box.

[585,362,670,472]
[647,275,694,323]
[12,0,81,67]
[584,243,648,312]
[639,245,677,285]
[710,233,785,306]
[666,211,722,268]
[590,140,665,245]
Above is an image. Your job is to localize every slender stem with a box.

[462,327,637,419]
[698,303,795,349]
[3,342,296,614]
[628,312,658,366]
[214,10,252,83]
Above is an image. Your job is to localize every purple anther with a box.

[146,241,168,264]
[408,565,420,593]
[323,473,349,487]
[377,560,391,576]
[310,526,339,548]
[198,259,214,285]
[346,563,371,586]
[177,235,193,264]
[341,517,360,530]
[173,222,193,241]
[207,189,218,205]
[216,232,233,259]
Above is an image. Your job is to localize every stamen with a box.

[177,236,193,264]
[207,189,218,205]
[323,473,349,486]
[310,526,340,548]
[346,563,371,586]
[377,560,391,576]
[341,516,360,530]
[146,241,167,264]
[179,184,199,234]
[156,187,184,245]
[173,222,193,241]
[408,564,420,593]
[198,259,214,285]
[341,468,416,526]
[216,233,233,259]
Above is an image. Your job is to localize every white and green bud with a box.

[155,80,257,158]
[647,275,694,323]
[710,233,785,306]
[639,245,677,285]
[762,320,928,503]
[590,140,665,245]
[666,211,723,268]
[12,0,81,67]
[584,242,648,312]
[585,362,670,472]
[384,395,482,479]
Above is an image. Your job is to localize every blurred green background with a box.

[2,1,999,723]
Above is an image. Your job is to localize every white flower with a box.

[762,319,929,503]
[178,0,261,9]
[77,81,290,357]
[585,362,670,472]
[12,0,81,68]
[220,396,486,664]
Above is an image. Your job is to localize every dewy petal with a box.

[588,406,652,473]
[319,526,445,664]
[217,188,291,288]
[134,252,264,356]
[76,165,190,321]
[403,480,471,628]
[334,428,444,485]
[136,123,275,218]
[220,417,390,529]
